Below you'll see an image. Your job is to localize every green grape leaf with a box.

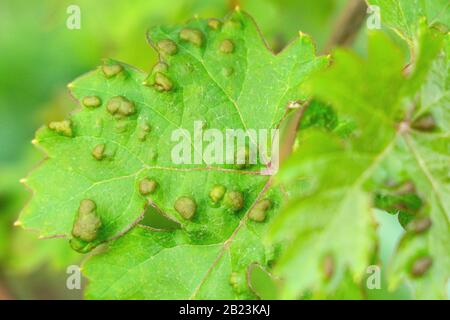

[19,10,327,299]
[368,0,449,44]
[384,39,450,298]
[269,25,449,299]
[386,133,450,299]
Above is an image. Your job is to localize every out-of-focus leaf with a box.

[270,25,448,299]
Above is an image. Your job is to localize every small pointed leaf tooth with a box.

[179,28,203,47]
[209,184,226,203]
[72,199,102,243]
[92,144,106,161]
[102,63,123,78]
[411,256,433,277]
[174,196,197,220]
[157,39,178,56]
[154,72,173,92]
[48,120,73,137]
[207,18,221,30]
[139,178,158,196]
[248,199,271,222]
[82,96,102,108]
[219,39,234,54]
[224,191,244,212]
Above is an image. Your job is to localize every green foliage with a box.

[0,0,348,299]
[19,11,327,299]
[11,1,449,301]
[368,0,449,44]
[270,21,449,299]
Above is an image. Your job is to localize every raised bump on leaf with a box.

[224,191,244,212]
[115,120,128,133]
[182,63,194,75]
[219,39,234,54]
[224,18,242,29]
[411,256,433,277]
[154,72,173,92]
[209,184,226,203]
[69,237,97,254]
[152,62,169,73]
[174,196,197,220]
[222,67,234,77]
[138,123,151,141]
[48,120,72,137]
[229,272,245,293]
[143,63,170,87]
[139,178,158,196]
[207,18,221,30]
[395,181,416,195]
[408,217,432,234]
[248,199,271,222]
[106,96,135,117]
[71,199,102,243]
[102,63,123,78]
[157,39,178,56]
[82,96,102,108]
[179,28,203,47]
[92,144,106,161]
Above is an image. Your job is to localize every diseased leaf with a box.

[387,133,450,299]
[382,40,449,297]
[19,11,327,299]
[270,25,449,299]
[368,0,449,45]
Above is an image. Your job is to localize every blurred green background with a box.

[1,0,408,299]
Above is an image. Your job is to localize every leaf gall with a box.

[82,96,102,108]
[157,39,178,56]
[48,120,73,137]
[174,196,197,220]
[139,178,158,195]
[224,191,244,212]
[180,28,203,47]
